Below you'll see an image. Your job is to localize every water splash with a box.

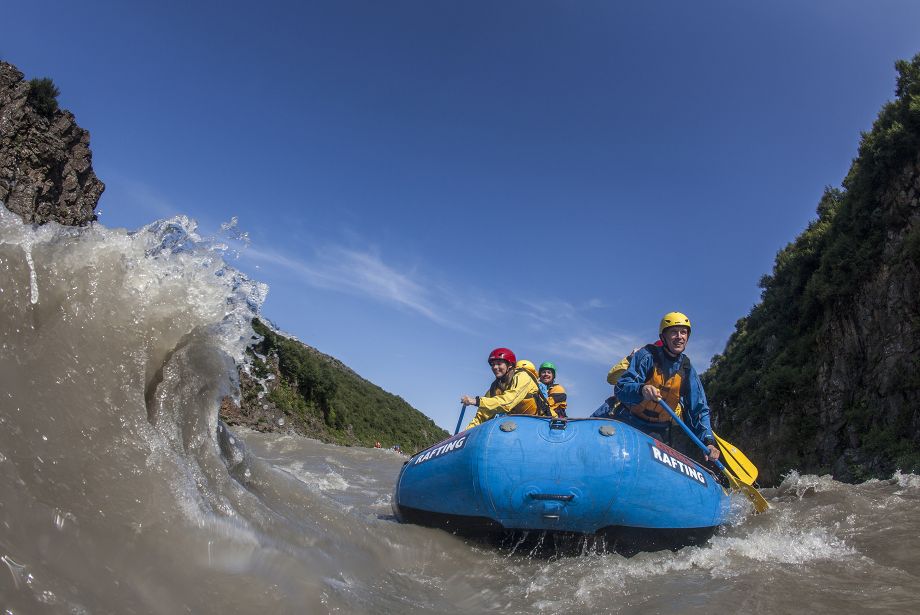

[126,214,267,362]
[773,470,839,499]
[218,216,251,259]
[893,470,920,490]
[23,241,38,304]
[52,509,76,531]
[1,555,28,590]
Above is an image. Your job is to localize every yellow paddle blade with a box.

[741,483,770,513]
[721,467,770,513]
[713,431,759,485]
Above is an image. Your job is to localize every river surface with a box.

[1,208,919,614]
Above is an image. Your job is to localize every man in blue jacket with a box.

[607,312,719,461]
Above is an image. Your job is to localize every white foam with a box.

[893,470,920,490]
[278,462,351,492]
[774,470,840,498]
[710,524,855,565]
[557,506,859,608]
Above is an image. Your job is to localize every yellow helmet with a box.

[659,312,692,335]
[515,359,538,379]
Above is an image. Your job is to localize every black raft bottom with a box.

[394,505,718,558]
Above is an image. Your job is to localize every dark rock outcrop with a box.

[0,61,104,226]
[714,158,920,486]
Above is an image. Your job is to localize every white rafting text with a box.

[651,444,707,485]
[413,435,467,465]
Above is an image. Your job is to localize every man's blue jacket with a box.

[613,345,715,444]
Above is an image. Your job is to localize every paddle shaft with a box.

[656,399,723,471]
[454,403,468,435]
[658,399,770,513]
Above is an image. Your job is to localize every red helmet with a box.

[488,347,516,365]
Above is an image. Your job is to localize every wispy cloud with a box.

[518,298,606,328]
[517,298,640,366]
[246,244,463,329]
[544,330,643,366]
[434,280,511,325]
[244,239,646,362]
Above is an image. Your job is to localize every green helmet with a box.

[539,361,556,373]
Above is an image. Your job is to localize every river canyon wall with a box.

[704,54,920,485]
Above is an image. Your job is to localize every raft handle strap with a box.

[529,493,575,502]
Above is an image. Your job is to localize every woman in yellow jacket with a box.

[460,348,552,429]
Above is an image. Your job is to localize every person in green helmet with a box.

[539,361,567,418]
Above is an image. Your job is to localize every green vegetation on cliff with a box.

[27,77,60,116]
[704,54,920,483]
[238,319,448,452]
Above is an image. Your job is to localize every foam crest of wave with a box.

[501,508,854,614]
[709,521,855,566]
[772,470,841,498]
[279,461,352,492]
[893,470,920,490]
[1,207,266,361]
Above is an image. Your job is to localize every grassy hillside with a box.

[221,318,448,453]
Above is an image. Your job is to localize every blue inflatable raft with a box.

[393,416,733,554]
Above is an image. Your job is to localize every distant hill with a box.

[703,53,920,485]
[220,318,449,452]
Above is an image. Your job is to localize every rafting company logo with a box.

[413,435,467,465]
[650,442,707,486]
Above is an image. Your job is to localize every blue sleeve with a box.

[613,349,654,406]
[684,365,714,443]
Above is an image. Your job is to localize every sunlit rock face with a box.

[0,60,104,226]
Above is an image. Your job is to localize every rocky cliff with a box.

[0,61,104,225]
[704,54,920,485]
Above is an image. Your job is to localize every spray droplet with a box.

[1,555,27,590]
[23,243,38,305]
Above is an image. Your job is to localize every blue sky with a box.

[5,1,920,433]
